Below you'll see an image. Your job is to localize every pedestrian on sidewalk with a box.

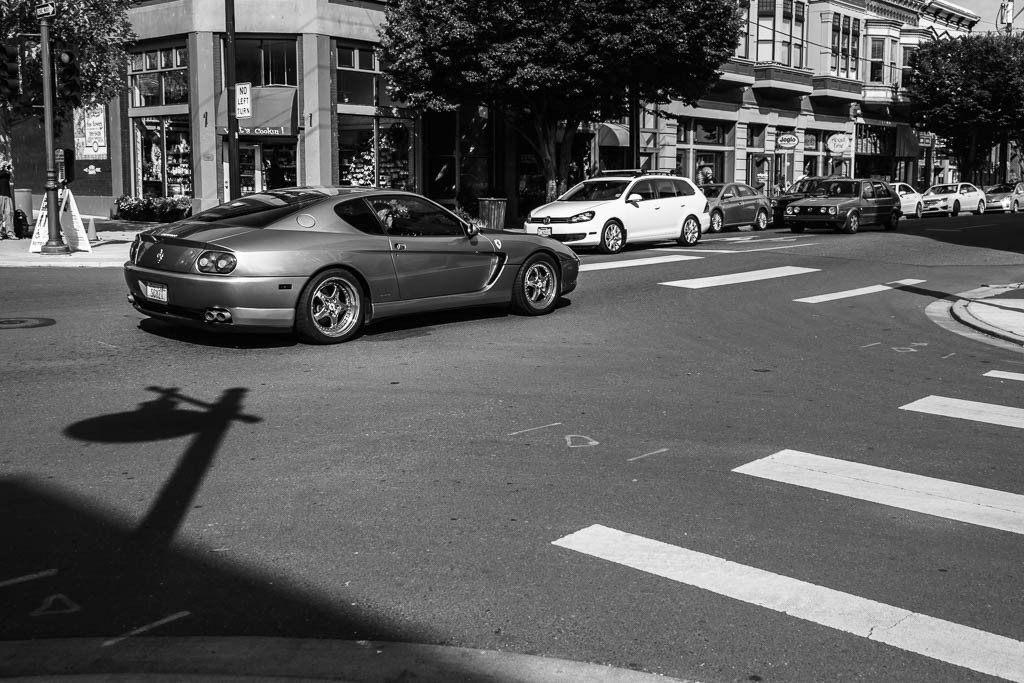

[0,160,17,240]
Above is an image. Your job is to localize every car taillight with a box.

[197,251,237,274]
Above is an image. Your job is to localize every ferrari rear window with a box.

[189,189,328,226]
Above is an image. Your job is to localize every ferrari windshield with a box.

[560,180,630,201]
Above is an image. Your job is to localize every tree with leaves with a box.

[0,0,135,165]
[379,0,742,200]
[907,33,1024,179]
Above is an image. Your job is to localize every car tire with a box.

[676,216,701,246]
[598,220,625,254]
[295,268,365,344]
[752,209,769,231]
[1014,201,1020,214]
[842,211,860,234]
[884,210,900,231]
[914,203,923,219]
[975,200,985,215]
[709,211,724,233]
[511,253,560,316]
[789,223,804,233]
[952,200,960,216]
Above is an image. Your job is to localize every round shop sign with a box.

[777,133,800,150]
[826,132,852,154]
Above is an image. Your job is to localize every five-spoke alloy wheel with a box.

[295,268,364,344]
[512,254,560,315]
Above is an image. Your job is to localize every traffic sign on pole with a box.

[35,2,56,18]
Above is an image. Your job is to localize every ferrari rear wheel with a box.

[295,268,364,344]
[511,254,560,316]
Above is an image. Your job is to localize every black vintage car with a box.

[770,175,850,225]
[783,178,901,234]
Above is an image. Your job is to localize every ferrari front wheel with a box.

[512,254,560,315]
[295,268,364,344]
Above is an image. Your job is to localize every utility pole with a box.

[37,3,68,255]
[224,0,240,200]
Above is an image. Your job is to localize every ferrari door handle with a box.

[394,243,407,250]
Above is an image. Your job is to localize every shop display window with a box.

[129,45,189,108]
[337,44,395,107]
[132,114,192,198]
[338,115,416,190]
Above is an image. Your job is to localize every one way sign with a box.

[35,2,57,18]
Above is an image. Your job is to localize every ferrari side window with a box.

[369,196,463,237]
[334,199,384,234]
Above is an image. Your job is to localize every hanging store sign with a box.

[74,106,108,160]
[776,133,800,150]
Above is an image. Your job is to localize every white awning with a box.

[598,123,630,147]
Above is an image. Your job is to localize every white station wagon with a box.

[524,172,711,253]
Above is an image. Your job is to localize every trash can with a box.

[477,197,507,231]
[14,188,33,220]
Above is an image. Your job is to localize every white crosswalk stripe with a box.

[733,449,1024,534]
[660,266,819,289]
[900,395,1024,429]
[794,279,926,303]
[553,525,1024,682]
[985,370,1024,382]
[579,255,703,272]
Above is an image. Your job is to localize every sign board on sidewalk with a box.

[29,189,92,253]
[235,82,252,119]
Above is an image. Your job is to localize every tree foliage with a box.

[907,33,1024,177]
[0,0,136,161]
[379,0,742,200]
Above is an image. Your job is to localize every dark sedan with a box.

[702,182,771,232]
[783,179,901,234]
[124,187,580,344]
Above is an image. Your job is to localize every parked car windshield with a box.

[986,183,1015,194]
[701,184,724,199]
[560,180,630,201]
[926,184,958,195]
[190,188,332,226]
[823,181,859,197]
[790,178,832,195]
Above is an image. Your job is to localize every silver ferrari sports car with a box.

[124,187,580,344]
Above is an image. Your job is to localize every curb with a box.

[948,284,1024,348]
[0,637,696,682]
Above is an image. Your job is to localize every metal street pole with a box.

[224,0,240,200]
[38,15,68,255]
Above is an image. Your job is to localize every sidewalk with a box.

[949,283,1024,348]
[0,217,152,268]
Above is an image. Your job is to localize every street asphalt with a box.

[1,217,1022,681]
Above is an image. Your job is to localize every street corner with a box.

[950,283,1024,348]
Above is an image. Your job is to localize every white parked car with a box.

[524,172,711,253]
[983,182,1024,213]
[891,182,923,218]
[921,182,986,217]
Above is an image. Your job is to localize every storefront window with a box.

[337,45,390,106]
[133,115,192,198]
[338,115,416,190]
[695,120,728,145]
[129,46,189,108]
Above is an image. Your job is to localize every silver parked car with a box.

[983,182,1024,213]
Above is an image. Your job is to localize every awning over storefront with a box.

[597,123,629,147]
[217,86,298,136]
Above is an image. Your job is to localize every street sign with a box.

[35,1,56,18]
[235,82,252,119]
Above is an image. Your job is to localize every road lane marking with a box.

[580,255,702,272]
[628,448,669,462]
[508,423,562,436]
[660,266,819,289]
[0,569,57,589]
[659,243,817,254]
[553,525,1024,682]
[733,449,1024,534]
[102,611,191,647]
[985,370,1024,382]
[794,279,926,303]
[900,395,1024,429]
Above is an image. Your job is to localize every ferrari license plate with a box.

[142,281,167,303]
[538,226,552,237]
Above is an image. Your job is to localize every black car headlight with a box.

[569,211,595,223]
[197,251,237,274]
